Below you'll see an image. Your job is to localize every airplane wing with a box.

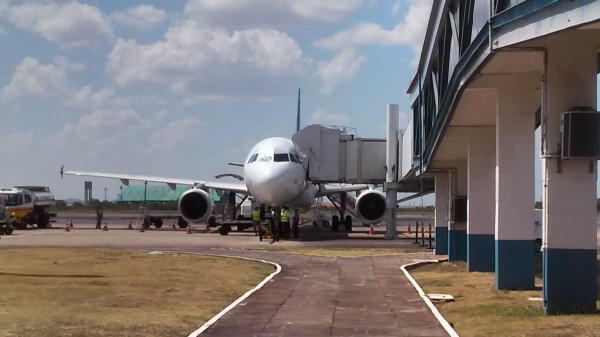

[59,166,248,194]
[316,183,369,197]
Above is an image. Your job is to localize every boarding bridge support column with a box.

[434,173,450,255]
[449,162,467,262]
[467,129,496,272]
[495,88,536,290]
[384,104,399,239]
[542,36,598,314]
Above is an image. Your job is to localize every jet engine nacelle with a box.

[355,189,387,224]
[178,188,214,224]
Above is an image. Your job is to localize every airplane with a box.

[60,135,388,231]
[60,90,388,233]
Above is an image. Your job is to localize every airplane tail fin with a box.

[296,88,301,133]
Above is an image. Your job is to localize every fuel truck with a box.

[0,186,56,230]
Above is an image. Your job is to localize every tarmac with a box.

[1,215,450,337]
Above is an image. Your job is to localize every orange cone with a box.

[103,222,108,231]
[369,224,374,236]
[187,225,192,234]
[407,222,411,234]
[127,221,133,230]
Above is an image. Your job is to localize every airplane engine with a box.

[178,188,214,224]
[355,190,387,224]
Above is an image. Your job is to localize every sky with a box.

[0,0,432,201]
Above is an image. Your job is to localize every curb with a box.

[400,258,460,337]
[183,252,282,337]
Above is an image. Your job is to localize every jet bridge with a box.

[292,124,386,184]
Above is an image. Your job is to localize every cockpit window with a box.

[248,153,258,164]
[274,153,289,162]
[289,153,300,163]
[257,153,272,162]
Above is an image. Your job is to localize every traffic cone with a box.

[103,222,108,231]
[65,221,70,232]
[172,220,176,229]
[69,219,74,228]
[139,223,145,233]
[369,224,374,236]
[187,225,192,234]
[407,222,412,234]
[127,221,133,230]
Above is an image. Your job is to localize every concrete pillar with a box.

[467,129,496,272]
[434,173,450,255]
[495,88,537,290]
[448,162,467,262]
[542,35,598,314]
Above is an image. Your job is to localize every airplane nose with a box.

[251,165,303,205]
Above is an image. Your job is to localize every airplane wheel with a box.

[344,215,353,232]
[177,217,188,228]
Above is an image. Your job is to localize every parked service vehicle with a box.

[0,186,56,230]
[0,197,14,235]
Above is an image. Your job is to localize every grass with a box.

[411,255,600,337]
[0,247,274,337]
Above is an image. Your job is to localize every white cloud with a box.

[317,48,366,95]
[110,5,167,30]
[5,1,113,48]
[314,0,431,54]
[1,56,83,101]
[184,0,363,29]
[309,109,349,126]
[107,19,309,100]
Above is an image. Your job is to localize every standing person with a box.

[271,208,280,243]
[251,207,261,236]
[292,209,300,239]
[95,204,103,229]
[281,207,290,239]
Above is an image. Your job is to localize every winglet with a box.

[60,165,64,178]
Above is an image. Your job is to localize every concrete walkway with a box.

[190,249,448,337]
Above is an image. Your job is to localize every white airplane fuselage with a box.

[243,137,316,207]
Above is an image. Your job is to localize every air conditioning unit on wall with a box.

[560,109,600,159]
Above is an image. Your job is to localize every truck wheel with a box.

[153,218,163,228]
[4,225,13,235]
[17,219,28,230]
[219,225,231,236]
[177,217,188,229]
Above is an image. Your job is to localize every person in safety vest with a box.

[281,207,290,239]
[252,207,261,236]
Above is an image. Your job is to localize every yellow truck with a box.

[0,186,56,230]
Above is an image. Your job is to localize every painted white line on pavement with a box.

[400,259,460,337]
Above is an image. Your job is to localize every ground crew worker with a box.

[252,207,261,236]
[292,209,300,239]
[281,207,290,239]
[95,204,103,229]
[271,208,280,243]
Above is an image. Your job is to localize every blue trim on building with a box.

[448,229,467,261]
[435,226,448,255]
[495,240,535,290]
[543,248,597,314]
[468,234,495,272]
